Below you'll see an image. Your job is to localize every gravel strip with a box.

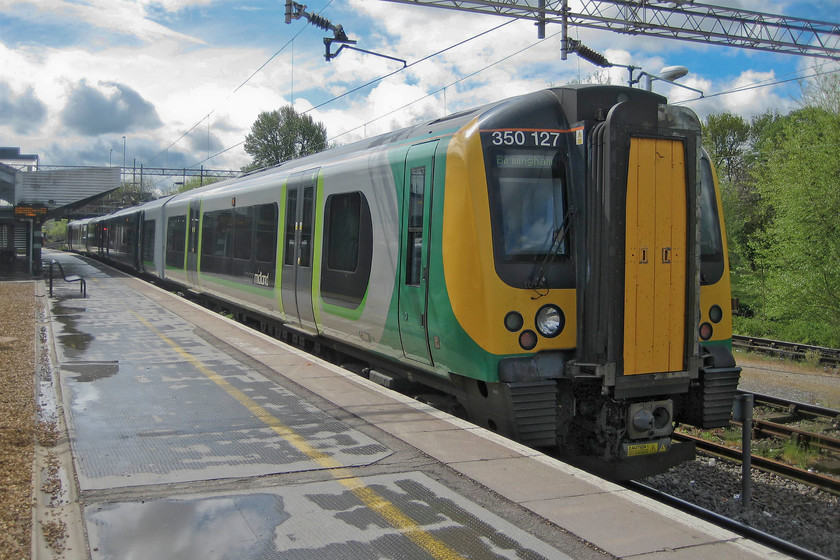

[643,455,839,559]
[645,356,840,559]
[0,282,38,559]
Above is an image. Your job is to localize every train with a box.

[68,84,741,479]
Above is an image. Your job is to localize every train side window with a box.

[142,219,155,264]
[233,206,253,261]
[255,203,278,264]
[201,213,217,257]
[284,189,298,266]
[165,215,186,268]
[406,167,425,286]
[699,157,724,285]
[300,186,314,268]
[326,193,361,272]
[321,191,373,309]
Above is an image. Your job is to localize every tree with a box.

[171,176,221,194]
[702,112,751,185]
[752,107,840,345]
[242,106,328,172]
[799,66,840,116]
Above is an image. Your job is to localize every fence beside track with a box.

[732,335,840,366]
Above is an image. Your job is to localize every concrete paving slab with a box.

[523,490,722,557]
[293,375,410,408]
[448,456,607,502]
[630,540,790,560]
[85,471,569,560]
[345,403,460,435]
[396,427,525,463]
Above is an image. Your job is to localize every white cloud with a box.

[4,0,206,44]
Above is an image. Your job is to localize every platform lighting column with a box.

[122,136,126,187]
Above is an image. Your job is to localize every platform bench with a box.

[48,260,86,297]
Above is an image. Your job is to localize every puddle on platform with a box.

[62,362,119,383]
[57,333,95,356]
[87,493,288,559]
[52,302,87,316]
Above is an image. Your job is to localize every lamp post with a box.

[109,148,113,167]
[122,136,126,187]
[644,66,704,97]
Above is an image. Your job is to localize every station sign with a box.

[14,205,47,218]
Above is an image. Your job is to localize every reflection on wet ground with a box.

[85,473,562,560]
[61,362,119,383]
[87,493,288,559]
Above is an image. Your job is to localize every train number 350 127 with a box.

[490,130,562,147]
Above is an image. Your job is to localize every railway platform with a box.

[36,250,787,560]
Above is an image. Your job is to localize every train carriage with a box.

[71,84,741,478]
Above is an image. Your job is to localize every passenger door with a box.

[398,142,437,365]
[186,199,201,287]
[281,169,319,332]
[623,137,687,375]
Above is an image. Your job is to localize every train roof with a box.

[73,84,675,223]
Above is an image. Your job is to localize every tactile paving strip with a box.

[54,275,391,490]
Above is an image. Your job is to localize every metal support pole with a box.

[561,0,569,60]
[734,393,754,509]
[537,0,546,39]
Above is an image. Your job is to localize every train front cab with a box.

[438,86,740,478]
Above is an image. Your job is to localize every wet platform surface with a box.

[40,251,787,560]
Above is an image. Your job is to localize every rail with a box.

[733,335,840,366]
[745,391,840,421]
[672,432,840,495]
[626,481,831,560]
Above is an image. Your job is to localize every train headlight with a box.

[535,305,564,338]
[709,305,723,324]
[700,322,713,340]
[504,311,524,332]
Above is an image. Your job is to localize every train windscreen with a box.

[487,148,568,262]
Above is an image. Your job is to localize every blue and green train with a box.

[68,84,741,479]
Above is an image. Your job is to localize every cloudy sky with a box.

[1,0,839,189]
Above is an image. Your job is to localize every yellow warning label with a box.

[626,442,668,457]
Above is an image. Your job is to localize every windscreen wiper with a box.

[526,206,575,295]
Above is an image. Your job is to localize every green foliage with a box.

[42,219,67,244]
[242,106,328,172]
[752,107,840,346]
[702,112,751,185]
[706,75,840,347]
[781,440,819,469]
[171,176,221,194]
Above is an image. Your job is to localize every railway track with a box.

[674,391,840,495]
[625,481,831,560]
[747,391,840,421]
[733,334,840,366]
[672,431,840,495]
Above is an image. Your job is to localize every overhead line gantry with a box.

[376,0,840,61]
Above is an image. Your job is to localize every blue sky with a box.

[1,0,838,189]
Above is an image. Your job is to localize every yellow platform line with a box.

[132,312,465,560]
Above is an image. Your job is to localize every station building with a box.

[0,147,120,276]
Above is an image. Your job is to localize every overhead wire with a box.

[182,17,519,175]
[166,10,840,179]
[146,1,336,170]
